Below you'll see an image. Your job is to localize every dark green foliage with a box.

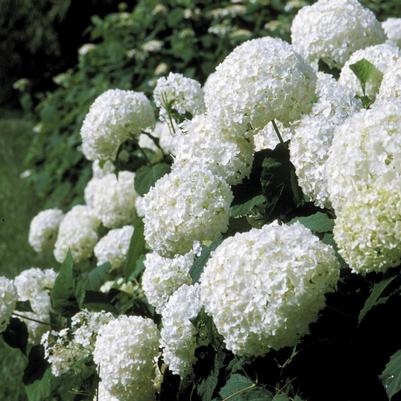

[134,162,171,196]
[381,350,401,400]
[2,318,28,354]
[123,218,146,280]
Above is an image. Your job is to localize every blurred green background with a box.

[0,0,400,400]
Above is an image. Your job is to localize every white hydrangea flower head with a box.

[326,101,401,212]
[334,189,401,274]
[204,37,317,136]
[54,205,100,263]
[200,222,340,357]
[142,166,233,257]
[383,18,401,48]
[94,225,134,270]
[290,73,362,208]
[135,197,145,218]
[291,0,385,69]
[254,121,291,151]
[14,268,56,301]
[138,132,163,157]
[0,277,17,333]
[92,160,115,178]
[339,43,401,99]
[174,114,254,185]
[84,176,101,208]
[81,89,155,161]
[91,171,137,229]
[93,315,160,401]
[154,72,205,121]
[160,284,203,378]
[28,209,64,253]
[71,310,114,349]
[142,251,194,313]
[377,59,401,101]
[150,121,176,155]
[96,381,120,401]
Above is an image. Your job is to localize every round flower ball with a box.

[14,267,56,301]
[142,251,194,313]
[54,205,100,263]
[81,89,155,161]
[142,166,233,257]
[383,18,401,48]
[204,37,317,136]
[326,101,401,212]
[94,225,134,270]
[200,221,340,357]
[291,0,385,69]
[339,43,400,99]
[90,171,137,229]
[334,189,401,274]
[0,277,17,333]
[93,315,160,401]
[160,284,203,378]
[28,209,64,253]
[153,72,205,121]
[377,59,401,101]
[174,115,254,185]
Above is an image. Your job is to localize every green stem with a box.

[271,120,284,144]
[13,312,50,326]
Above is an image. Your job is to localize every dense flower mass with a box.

[200,222,340,357]
[291,0,385,69]
[142,166,233,257]
[326,101,401,212]
[377,59,401,101]
[254,120,291,152]
[0,277,17,333]
[290,72,362,208]
[334,189,401,274]
[81,89,155,161]
[204,37,317,136]
[160,284,202,378]
[28,209,64,253]
[88,171,137,229]
[338,43,401,99]
[383,18,401,47]
[94,225,134,270]
[153,72,205,121]
[93,315,160,401]
[174,115,254,185]
[142,251,194,313]
[54,205,100,263]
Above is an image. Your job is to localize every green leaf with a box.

[219,374,273,401]
[16,300,33,312]
[23,345,48,385]
[123,218,146,280]
[230,195,266,218]
[349,58,383,95]
[272,395,290,401]
[190,237,223,283]
[2,317,28,354]
[51,251,78,316]
[128,255,146,281]
[289,212,334,234]
[380,350,401,399]
[197,350,225,401]
[25,368,52,401]
[81,291,117,313]
[358,275,397,324]
[134,162,170,196]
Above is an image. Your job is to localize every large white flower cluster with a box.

[28,209,64,253]
[377,59,401,101]
[94,225,134,270]
[86,171,137,229]
[81,89,155,161]
[174,115,254,185]
[14,268,57,343]
[291,0,385,69]
[290,73,362,208]
[54,205,100,263]
[142,166,233,257]
[0,277,17,333]
[383,18,401,48]
[204,37,317,136]
[153,72,205,121]
[160,284,202,378]
[326,101,401,212]
[339,43,401,99]
[92,160,115,178]
[142,251,194,313]
[334,189,401,274]
[200,222,340,357]
[94,315,160,401]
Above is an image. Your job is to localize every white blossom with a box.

[377,58,401,101]
[0,277,17,333]
[383,18,401,48]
